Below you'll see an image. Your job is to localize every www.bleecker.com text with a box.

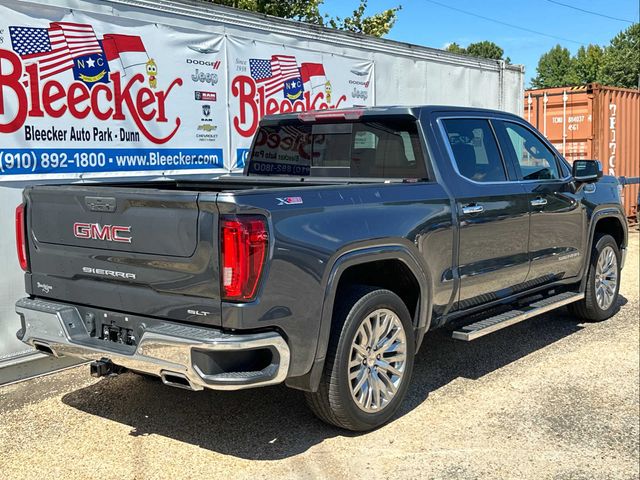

[24,125,140,143]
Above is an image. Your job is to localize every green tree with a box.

[445,41,510,63]
[600,23,640,89]
[466,41,504,60]
[328,1,400,37]
[208,0,400,37]
[570,44,604,84]
[531,44,576,88]
[445,42,466,55]
[209,0,322,22]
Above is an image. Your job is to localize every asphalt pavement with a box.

[1,232,638,480]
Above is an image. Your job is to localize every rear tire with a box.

[569,234,621,322]
[305,286,415,431]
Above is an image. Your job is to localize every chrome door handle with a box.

[462,204,484,214]
[530,197,548,207]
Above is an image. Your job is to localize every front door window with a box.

[502,122,560,180]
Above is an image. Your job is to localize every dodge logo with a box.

[73,223,132,243]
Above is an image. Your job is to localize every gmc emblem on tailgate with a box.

[73,223,132,243]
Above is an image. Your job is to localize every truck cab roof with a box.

[261,105,524,125]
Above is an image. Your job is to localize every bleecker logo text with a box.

[0,48,183,144]
[232,75,347,138]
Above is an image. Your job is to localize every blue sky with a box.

[321,0,640,86]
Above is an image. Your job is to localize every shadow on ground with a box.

[62,299,626,460]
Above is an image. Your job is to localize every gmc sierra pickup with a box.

[15,106,627,431]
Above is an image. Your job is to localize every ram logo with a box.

[74,223,132,243]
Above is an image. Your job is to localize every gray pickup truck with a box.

[15,106,627,431]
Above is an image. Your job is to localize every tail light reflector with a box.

[15,204,28,271]
[220,216,268,301]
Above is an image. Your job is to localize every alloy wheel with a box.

[348,308,408,413]
[594,245,618,310]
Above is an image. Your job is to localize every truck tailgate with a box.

[24,185,222,326]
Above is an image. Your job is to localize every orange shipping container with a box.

[524,83,640,220]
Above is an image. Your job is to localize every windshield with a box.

[246,119,428,179]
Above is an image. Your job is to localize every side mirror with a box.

[572,160,603,183]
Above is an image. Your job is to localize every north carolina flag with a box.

[249,55,301,98]
[300,62,327,94]
[101,34,148,75]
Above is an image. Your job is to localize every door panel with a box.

[456,190,531,307]
[494,120,585,283]
[439,117,531,310]
[523,182,584,281]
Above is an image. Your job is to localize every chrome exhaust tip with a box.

[160,371,196,391]
[33,341,57,357]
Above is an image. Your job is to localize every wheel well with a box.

[335,259,421,322]
[593,217,625,249]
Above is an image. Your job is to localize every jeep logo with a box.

[73,223,132,243]
[191,68,218,85]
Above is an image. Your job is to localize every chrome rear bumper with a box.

[15,298,290,391]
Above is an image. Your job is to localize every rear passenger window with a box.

[442,119,507,182]
[500,122,560,180]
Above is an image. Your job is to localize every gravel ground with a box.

[1,232,638,480]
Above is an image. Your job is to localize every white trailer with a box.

[0,0,524,380]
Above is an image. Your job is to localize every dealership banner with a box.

[0,4,227,180]
[227,36,375,170]
[0,2,374,180]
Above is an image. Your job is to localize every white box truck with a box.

[0,0,524,380]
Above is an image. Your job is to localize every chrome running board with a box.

[452,292,584,341]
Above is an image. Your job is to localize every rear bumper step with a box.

[15,298,290,391]
[452,292,585,341]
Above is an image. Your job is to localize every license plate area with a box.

[99,314,137,346]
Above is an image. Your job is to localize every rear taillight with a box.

[220,216,268,301]
[15,203,28,271]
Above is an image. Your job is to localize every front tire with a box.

[305,287,415,431]
[569,234,621,322]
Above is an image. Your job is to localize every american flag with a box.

[9,22,102,80]
[52,22,103,59]
[249,55,300,98]
[9,26,73,79]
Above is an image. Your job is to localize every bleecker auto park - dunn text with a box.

[25,126,140,143]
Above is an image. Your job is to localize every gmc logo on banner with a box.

[73,223,132,243]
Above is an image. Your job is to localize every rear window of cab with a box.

[247,120,428,179]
